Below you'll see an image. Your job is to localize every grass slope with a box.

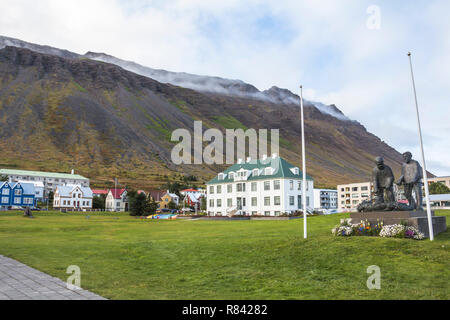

[0,211,448,300]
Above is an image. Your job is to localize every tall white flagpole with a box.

[407,52,434,241]
[300,85,307,239]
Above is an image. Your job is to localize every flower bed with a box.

[332,218,424,240]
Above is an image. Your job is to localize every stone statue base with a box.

[350,211,447,238]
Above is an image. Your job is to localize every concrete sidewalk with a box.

[0,255,107,300]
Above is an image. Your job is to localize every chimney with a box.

[246,157,252,163]
[272,153,278,159]
[262,154,267,160]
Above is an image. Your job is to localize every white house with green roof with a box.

[206,154,314,216]
[0,169,89,197]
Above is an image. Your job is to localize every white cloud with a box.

[0,0,449,175]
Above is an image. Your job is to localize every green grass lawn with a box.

[0,210,448,300]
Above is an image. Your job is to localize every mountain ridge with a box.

[0,35,348,120]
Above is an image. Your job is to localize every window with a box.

[117,202,120,207]
[63,200,66,205]
[14,189,22,196]
[2,188,9,195]
[218,173,224,180]
[361,193,369,198]
[253,169,259,176]
[227,199,232,207]
[297,195,302,209]
[274,196,280,206]
[209,199,214,207]
[23,198,33,205]
[251,182,257,192]
[289,180,294,190]
[352,200,359,205]
[242,198,246,207]
[251,197,257,206]
[237,183,245,192]
[217,185,222,194]
[307,197,310,206]
[352,193,359,198]
[229,172,234,180]
[217,199,222,207]
[361,186,368,191]
[274,180,280,190]
[289,196,295,206]
[264,197,270,206]
[14,197,21,204]
[264,211,270,216]
[264,181,270,191]
[251,211,257,215]
[227,184,232,193]
[209,186,214,194]
[298,181,301,190]
[274,211,281,216]
[1,197,8,204]
[352,187,358,192]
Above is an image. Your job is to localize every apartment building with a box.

[337,182,373,211]
[0,169,89,198]
[313,189,338,210]
[427,176,450,189]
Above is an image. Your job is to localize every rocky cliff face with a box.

[0,43,404,189]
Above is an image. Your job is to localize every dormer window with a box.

[218,173,224,180]
[253,169,259,177]
[290,167,300,175]
[229,172,234,180]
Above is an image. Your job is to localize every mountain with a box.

[0,36,405,189]
[0,35,343,119]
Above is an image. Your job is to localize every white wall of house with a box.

[207,178,314,216]
[105,190,128,212]
[53,186,92,209]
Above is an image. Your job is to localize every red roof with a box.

[92,189,108,195]
[181,188,199,192]
[109,188,126,199]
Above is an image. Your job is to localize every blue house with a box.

[0,182,36,209]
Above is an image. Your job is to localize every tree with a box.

[93,194,106,210]
[200,197,207,211]
[0,174,8,182]
[128,190,147,216]
[167,200,177,210]
[145,196,158,215]
[47,191,54,209]
[429,182,450,195]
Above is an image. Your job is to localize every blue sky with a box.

[1,0,449,175]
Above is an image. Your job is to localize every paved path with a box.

[0,255,106,300]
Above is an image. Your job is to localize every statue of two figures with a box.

[358,152,424,212]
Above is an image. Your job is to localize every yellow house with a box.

[159,191,180,209]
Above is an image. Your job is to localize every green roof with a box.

[0,169,88,180]
[206,156,313,185]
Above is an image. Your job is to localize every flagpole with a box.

[300,85,307,239]
[407,52,434,240]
